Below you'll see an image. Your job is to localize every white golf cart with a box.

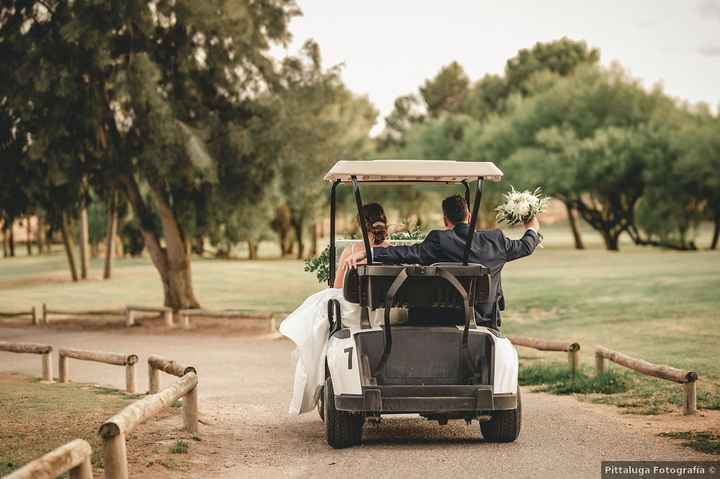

[321,160,521,448]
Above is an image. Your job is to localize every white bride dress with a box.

[279,288,360,415]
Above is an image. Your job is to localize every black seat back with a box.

[343,264,491,310]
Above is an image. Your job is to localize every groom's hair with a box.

[442,195,469,224]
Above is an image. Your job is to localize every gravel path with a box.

[0,327,713,478]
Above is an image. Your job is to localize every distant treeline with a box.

[1,1,717,311]
[374,38,720,252]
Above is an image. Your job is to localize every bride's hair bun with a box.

[361,203,387,245]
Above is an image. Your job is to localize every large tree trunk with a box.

[247,240,258,260]
[1,228,7,257]
[36,214,46,254]
[60,215,79,282]
[564,202,585,250]
[711,215,719,251]
[79,207,90,279]
[309,223,318,257]
[293,218,304,260]
[104,193,118,279]
[121,174,200,310]
[25,217,33,256]
[272,205,293,257]
[9,225,15,257]
[601,230,621,251]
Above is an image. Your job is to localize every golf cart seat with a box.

[342,263,492,310]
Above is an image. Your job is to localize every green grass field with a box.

[2,224,719,385]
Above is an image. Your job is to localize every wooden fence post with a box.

[59,354,69,383]
[164,310,173,327]
[102,431,128,479]
[31,306,37,326]
[683,381,697,415]
[180,312,190,330]
[42,303,48,324]
[70,455,93,479]
[183,386,199,434]
[595,351,606,376]
[568,349,580,376]
[125,308,135,327]
[41,351,53,382]
[125,361,137,394]
[149,365,160,394]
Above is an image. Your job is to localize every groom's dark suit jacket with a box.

[372,223,541,326]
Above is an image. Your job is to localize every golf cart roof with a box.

[324,160,503,183]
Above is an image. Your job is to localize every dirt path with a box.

[0,327,715,479]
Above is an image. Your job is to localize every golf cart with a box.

[321,160,521,448]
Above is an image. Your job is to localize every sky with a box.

[273,0,720,134]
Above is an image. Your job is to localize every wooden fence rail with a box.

[125,305,173,328]
[58,348,139,393]
[99,372,199,479]
[0,307,37,325]
[177,308,274,330]
[147,355,197,394]
[42,304,125,324]
[4,439,92,479]
[0,341,53,381]
[509,335,581,375]
[595,345,699,415]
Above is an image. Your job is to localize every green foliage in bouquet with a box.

[304,225,426,283]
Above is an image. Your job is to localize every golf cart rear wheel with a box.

[481,387,522,443]
[324,377,363,448]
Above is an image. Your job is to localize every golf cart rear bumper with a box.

[335,385,517,414]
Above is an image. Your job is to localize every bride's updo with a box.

[361,203,387,245]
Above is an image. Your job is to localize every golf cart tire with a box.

[324,377,363,448]
[481,387,522,443]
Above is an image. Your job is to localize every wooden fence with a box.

[99,371,199,479]
[595,345,699,415]
[147,355,197,394]
[58,348,139,394]
[0,307,37,325]
[125,305,173,327]
[509,335,582,375]
[4,439,92,479]
[177,308,274,330]
[0,341,53,381]
[42,304,125,324]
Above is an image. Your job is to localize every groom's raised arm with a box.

[372,231,440,265]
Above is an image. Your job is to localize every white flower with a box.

[495,186,549,226]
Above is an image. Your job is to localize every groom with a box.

[352,195,541,328]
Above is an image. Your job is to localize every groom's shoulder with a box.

[476,228,506,244]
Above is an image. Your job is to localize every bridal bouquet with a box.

[495,186,549,226]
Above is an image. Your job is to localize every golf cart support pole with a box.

[462,178,484,265]
[328,180,340,287]
[351,176,373,264]
[462,180,471,207]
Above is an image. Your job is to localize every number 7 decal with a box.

[344,346,353,370]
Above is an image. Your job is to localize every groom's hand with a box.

[524,216,540,232]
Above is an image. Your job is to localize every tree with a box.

[472,64,673,250]
[419,61,470,118]
[504,37,600,96]
[376,94,425,151]
[273,43,377,259]
[1,0,301,307]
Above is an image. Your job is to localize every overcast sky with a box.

[274,0,720,133]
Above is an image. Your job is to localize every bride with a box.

[279,203,389,415]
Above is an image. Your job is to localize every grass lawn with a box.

[0,373,142,476]
[1,224,719,381]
